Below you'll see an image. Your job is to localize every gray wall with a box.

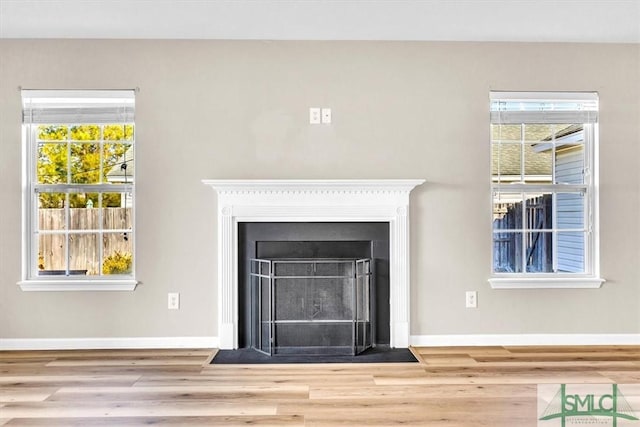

[1,40,638,341]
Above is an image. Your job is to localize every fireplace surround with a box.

[202,179,425,349]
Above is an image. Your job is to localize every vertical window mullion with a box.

[520,124,525,183]
[584,123,594,274]
[65,192,70,275]
[98,193,103,275]
[552,192,558,273]
[65,131,71,275]
[30,126,38,277]
[98,125,104,275]
[551,128,557,272]
[520,124,527,273]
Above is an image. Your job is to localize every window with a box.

[489,92,604,289]
[20,90,136,291]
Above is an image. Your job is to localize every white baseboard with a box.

[0,336,218,351]
[410,334,640,347]
[2,334,638,351]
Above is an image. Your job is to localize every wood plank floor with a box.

[0,346,638,426]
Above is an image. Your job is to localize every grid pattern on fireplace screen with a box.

[250,258,372,356]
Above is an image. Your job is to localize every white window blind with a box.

[490,91,598,124]
[22,90,135,124]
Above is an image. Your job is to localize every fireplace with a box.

[202,179,425,350]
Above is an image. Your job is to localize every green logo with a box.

[539,384,639,426]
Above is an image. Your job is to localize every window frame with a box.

[18,90,138,291]
[488,91,604,289]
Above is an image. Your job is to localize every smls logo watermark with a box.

[538,384,640,426]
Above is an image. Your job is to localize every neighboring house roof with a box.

[492,144,552,178]
[491,124,582,180]
[106,147,134,183]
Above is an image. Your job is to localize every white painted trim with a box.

[203,179,425,350]
[490,91,599,102]
[3,335,637,351]
[0,336,218,351]
[410,334,640,347]
[489,277,605,289]
[18,280,138,291]
[203,179,426,193]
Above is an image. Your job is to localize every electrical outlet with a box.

[168,292,180,310]
[321,108,331,124]
[465,291,477,308]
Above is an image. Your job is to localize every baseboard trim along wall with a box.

[1,334,638,350]
[410,334,640,347]
[0,336,218,351]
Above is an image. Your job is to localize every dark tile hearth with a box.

[210,346,418,364]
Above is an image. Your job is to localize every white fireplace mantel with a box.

[202,179,425,349]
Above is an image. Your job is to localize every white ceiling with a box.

[1,0,639,43]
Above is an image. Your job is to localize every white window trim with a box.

[489,91,605,289]
[19,90,138,292]
[18,279,137,292]
[489,277,605,289]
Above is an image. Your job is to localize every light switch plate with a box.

[309,108,321,124]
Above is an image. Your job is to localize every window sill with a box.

[489,277,605,289]
[17,279,138,292]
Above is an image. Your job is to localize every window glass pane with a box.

[37,233,66,274]
[70,204,99,230]
[38,125,68,141]
[493,192,522,230]
[550,124,581,140]
[70,125,100,141]
[525,193,552,231]
[70,143,101,184]
[66,192,91,208]
[38,193,67,226]
[523,144,552,183]
[104,124,134,141]
[557,192,585,229]
[37,142,68,184]
[555,145,585,185]
[492,143,521,182]
[104,143,132,184]
[523,124,573,143]
[103,233,133,275]
[84,193,99,209]
[557,232,585,273]
[491,124,521,143]
[103,192,132,229]
[101,191,122,209]
[525,232,553,272]
[69,233,98,275]
[493,231,522,273]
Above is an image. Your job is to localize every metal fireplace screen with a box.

[249,258,373,356]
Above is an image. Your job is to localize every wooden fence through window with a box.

[493,195,552,273]
[38,208,132,275]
